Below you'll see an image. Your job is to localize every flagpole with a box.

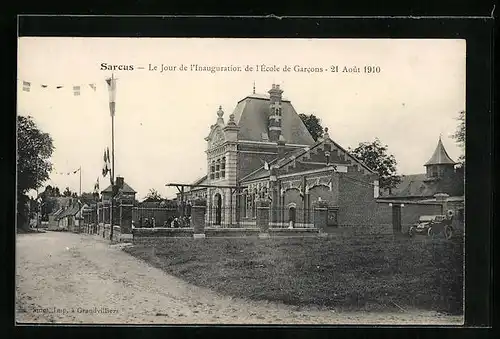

[110,73,116,241]
[79,166,82,197]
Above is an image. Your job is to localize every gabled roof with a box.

[425,137,456,166]
[380,171,464,199]
[101,182,136,194]
[231,93,315,145]
[240,136,376,183]
[56,203,82,219]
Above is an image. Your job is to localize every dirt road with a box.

[16,232,463,324]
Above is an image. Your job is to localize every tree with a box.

[349,138,402,193]
[63,187,73,197]
[144,188,163,202]
[452,110,465,168]
[17,115,54,229]
[299,114,324,142]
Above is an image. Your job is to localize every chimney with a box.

[116,176,124,189]
[268,84,284,142]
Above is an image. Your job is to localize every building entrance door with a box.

[392,205,402,233]
[288,206,296,228]
[215,193,222,226]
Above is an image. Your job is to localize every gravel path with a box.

[16,232,463,325]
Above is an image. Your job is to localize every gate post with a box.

[192,198,207,238]
[256,199,270,238]
[313,201,328,231]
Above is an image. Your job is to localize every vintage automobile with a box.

[408,212,454,239]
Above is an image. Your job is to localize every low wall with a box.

[132,226,322,243]
[205,227,260,238]
[269,228,320,237]
[133,227,194,238]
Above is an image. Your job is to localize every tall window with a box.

[221,157,226,178]
[210,161,215,180]
[216,159,220,179]
[245,191,252,218]
[252,190,257,218]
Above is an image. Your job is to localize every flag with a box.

[102,148,111,177]
[102,149,110,177]
[94,177,100,192]
[106,76,117,116]
[73,86,81,96]
[22,81,30,92]
[89,83,96,91]
[264,161,269,170]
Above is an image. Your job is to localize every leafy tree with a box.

[299,114,324,142]
[452,110,465,168]
[43,185,62,197]
[17,115,54,229]
[40,197,57,220]
[63,187,72,197]
[349,138,402,194]
[144,188,163,202]
[80,192,99,204]
[53,186,61,197]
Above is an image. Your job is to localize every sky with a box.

[17,38,466,200]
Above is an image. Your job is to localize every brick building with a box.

[180,84,380,228]
[378,137,465,230]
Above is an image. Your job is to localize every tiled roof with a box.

[425,138,456,166]
[56,203,82,220]
[240,137,376,183]
[380,172,463,199]
[101,182,136,194]
[232,95,315,145]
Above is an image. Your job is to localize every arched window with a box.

[210,161,215,180]
[221,157,226,178]
[216,159,220,179]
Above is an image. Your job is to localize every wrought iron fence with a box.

[203,206,322,228]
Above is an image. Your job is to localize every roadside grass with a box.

[123,234,463,314]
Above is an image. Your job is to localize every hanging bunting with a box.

[19,78,102,97]
[22,81,31,92]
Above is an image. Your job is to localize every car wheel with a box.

[444,226,453,239]
[427,227,434,237]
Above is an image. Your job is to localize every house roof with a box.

[425,137,456,166]
[240,136,376,183]
[56,203,82,220]
[380,172,463,199]
[101,182,136,194]
[231,93,315,145]
[381,174,436,198]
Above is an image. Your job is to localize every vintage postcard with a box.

[16,37,465,325]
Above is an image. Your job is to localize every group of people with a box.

[133,215,191,228]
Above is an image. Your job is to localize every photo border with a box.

[6,14,494,336]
